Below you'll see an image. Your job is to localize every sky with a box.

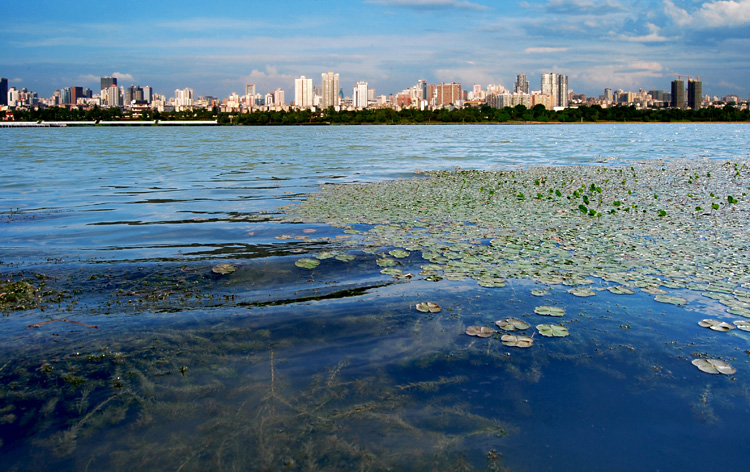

[1,0,749,100]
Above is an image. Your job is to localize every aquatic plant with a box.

[536,324,570,337]
[495,318,530,331]
[698,319,735,332]
[211,263,236,274]
[500,334,534,347]
[692,358,736,375]
[416,302,441,313]
[466,326,496,337]
[534,306,565,317]
[294,258,320,269]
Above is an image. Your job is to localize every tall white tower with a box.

[294,76,313,109]
[353,81,368,109]
[321,71,340,109]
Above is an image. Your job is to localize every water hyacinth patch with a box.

[495,318,530,331]
[698,319,735,332]
[692,358,736,375]
[466,326,496,338]
[536,324,570,337]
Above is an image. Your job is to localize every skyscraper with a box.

[294,76,313,109]
[541,73,568,108]
[321,72,340,109]
[436,82,462,106]
[671,80,685,109]
[688,79,702,110]
[353,81,368,109]
[514,73,529,94]
[0,77,8,106]
[101,76,117,91]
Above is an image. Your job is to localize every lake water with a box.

[1,123,750,471]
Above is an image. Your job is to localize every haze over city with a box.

[1,0,749,99]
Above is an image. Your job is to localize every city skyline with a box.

[1,1,749,99]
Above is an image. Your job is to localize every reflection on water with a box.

[2,124,750,471]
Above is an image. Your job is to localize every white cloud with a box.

[365,0,489,11]
[574,61,665,91]
[616,23,670,42]
[111,72,135,82]
[523,47,569,53]
[665,0,750,28]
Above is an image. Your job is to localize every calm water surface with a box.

[1,124,750,471]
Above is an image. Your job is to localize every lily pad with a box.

[212,263,236,275]
[466,326,496,338]
[727,306,750,318]
[531,289,549,296]
[607,286,635,295]
[389,249,410,258]
[654,295,687,306]
[733,320,750,332]
[501,334,534,347]
[698,319,735,332]
[568,287,596,297]
[642,286,667,295]
[691,358,736,375]
[294,258,320,269]
[534,306,565,317]
[380,268,402,276]
[536,324,570,337]
[377,258,398,267]
[335,254,355,262]
[495,318,530,331]
[416,302,441,313]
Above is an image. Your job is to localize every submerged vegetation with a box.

[4,157,750,470]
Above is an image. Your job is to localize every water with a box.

[1,123,750,471]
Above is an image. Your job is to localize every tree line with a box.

[4,103,749,124]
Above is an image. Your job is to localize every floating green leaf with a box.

[335,254,355,262]
[534,306,565,317]
[211,263,236,275]
[536,324,569,337]
[495,318,530,331]
[377,258,398,267]
[315,252,335,260]
[692,358,736,375]
[380,268,402,276]
[654,295,687,305]
[733,320,750,331]
[531,289,549,296]
[389,249,410,259]
[607,286,635,295]
[294,258,320,269]
[698,319,735,332]
[568,287,596,297]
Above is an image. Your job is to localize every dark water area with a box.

[2,124,750,471]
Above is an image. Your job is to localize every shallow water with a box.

[2,123,750,471]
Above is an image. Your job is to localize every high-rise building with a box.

[143,86,152,103]
[514,73,529,94]
[671,80,685,109]
[294,76,313,109]
[321,72,340,109]
[105,84,122,108]
[417,80,427,100]
[0,77,8,106]
[688,79,702,110]
[101,76,117,91]
[353,81,368,109]
[541,73,568,108]
[436,82,462,106]
[174,88,194,110]
[273,88,285,106]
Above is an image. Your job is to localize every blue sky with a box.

[1,0,748,99]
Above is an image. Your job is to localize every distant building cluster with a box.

[1,71,748,117]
